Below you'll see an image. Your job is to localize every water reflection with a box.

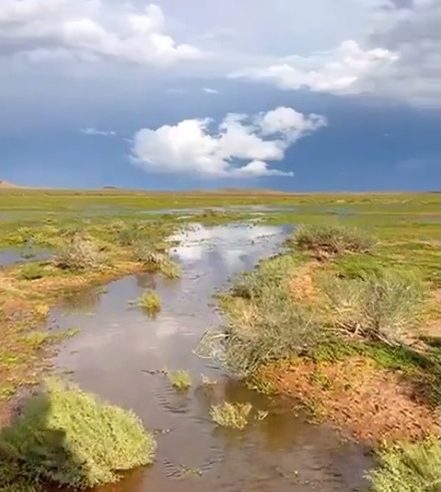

[50,223,371,492]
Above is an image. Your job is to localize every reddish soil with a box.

[259,356,440,445]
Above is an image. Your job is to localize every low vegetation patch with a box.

[366,439,441,492]
[137,290,161,315]
[167,370,192,391]
[290,224,375,256]
[0,379,156,490]
[210,402,252,430]
[20,263,46,280]
[54,235,104,270]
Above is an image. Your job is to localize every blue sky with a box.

[0,0,440,191]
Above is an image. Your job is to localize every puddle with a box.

[0,247,52,267]
[49,223,372,492]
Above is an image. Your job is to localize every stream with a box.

[48,223,372,492]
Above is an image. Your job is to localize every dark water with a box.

[49,223,371,492]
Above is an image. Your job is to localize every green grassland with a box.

[0,189,439,491]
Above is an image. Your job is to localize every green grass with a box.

[210,402,253,429]
[166,370,192,391]
[366,439,441,492]
[0,379,156,490]
[137,290,161,315]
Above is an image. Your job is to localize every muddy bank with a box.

[48,224,372,492]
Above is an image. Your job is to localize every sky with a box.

[0,0,440,191]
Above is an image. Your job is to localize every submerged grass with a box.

[137,290,161,315]
[366,439,441,492]
[210,402,252,430]
[167,370,192,391]
[0,379,156,490]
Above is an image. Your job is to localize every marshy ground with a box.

[0,189,439,491]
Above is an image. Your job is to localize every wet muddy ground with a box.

[48,223,372,492]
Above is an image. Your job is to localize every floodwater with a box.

[0,247,52,267]
[49,223,372,492]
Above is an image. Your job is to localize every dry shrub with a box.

[291,224,375,255]
[54,235,104,270]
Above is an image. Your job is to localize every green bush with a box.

[0,379,156,489]
[291,224,375,255]
[20,263,45,280]
[54,236,104,270]
[210,402,252,429]
[367,439,441,492]
[320,270,427,345]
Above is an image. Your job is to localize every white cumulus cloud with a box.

[231,40,398,93]
[0,0,202,66]
[131,106,326,178]
[202,87,219,94]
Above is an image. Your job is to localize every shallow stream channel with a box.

[48,223,372,492]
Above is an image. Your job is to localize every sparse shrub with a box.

[210,402,252,429]
[137,290,161,315]
[366,439,441,492]
[167,370,192,391]
[291,224,375,255]
[20,263,45,280]
[320,270,428,345]
[198,286,322,375]
[0,379,156,489]
[54,236,104,270]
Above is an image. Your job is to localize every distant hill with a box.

[0,179,19,188]
[206,188,289,195]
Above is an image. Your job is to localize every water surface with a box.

[50,223,371,492]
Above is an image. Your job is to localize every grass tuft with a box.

[167,370,192,391]
[137,290,161,315]
[210,402,252,429]
[0,379,156,489]
[366,439,441,492]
